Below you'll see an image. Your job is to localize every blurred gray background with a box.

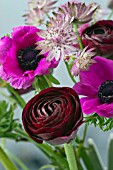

[0,0,112,170]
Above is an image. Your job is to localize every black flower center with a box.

[98,80,113,103]
[17,46,43,70]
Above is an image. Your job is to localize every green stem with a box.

[0,146,18,170]
[14,128,69,170]
[72,21,84,50]
[64,61,76,84]
[108,10,113,20]
[82,123,88,143]
[64,143,78,170]
[7,84,26,109]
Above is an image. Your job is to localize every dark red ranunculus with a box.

[80,20,113,56]
[22,87,83,145]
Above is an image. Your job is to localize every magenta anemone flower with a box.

[73,56,113,118]
[0,26,57,89]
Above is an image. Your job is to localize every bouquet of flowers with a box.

[1,0,113,170]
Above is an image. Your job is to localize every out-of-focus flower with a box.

[0,36,12,64]
[73,56,113,118]
[22,87,83,145]
[92,8,110,22]
[71,47,96,76]
[56,1,99,24]
[36,16,78,61]
[23,8,44,26]
[107,0,113,9]
[0,26,57,89]
[79,20,113,56]
[29,0,57,13]
[23,0,57,26]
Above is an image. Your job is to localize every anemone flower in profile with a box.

[56,1,99,24]
[0,26,57,89]
[36,16,78,61]
[73,56,113,118]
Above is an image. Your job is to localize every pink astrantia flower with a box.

[71,47,96,76]
[57,1,99,24]
[36,16,78,61]
[0,26,57,89]
[73,56,113,118]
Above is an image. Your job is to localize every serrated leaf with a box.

[0,101,18,133]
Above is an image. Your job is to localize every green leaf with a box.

[45,74,60,85]
[108,133,113,170]
[0,101,19,134]
[6,149,29,170]
[87,139,104,170]
[35,143,69,170]
[33,76,50,92]
[80,147,94,170]
[85,113,113,131]
[39,164,58,170]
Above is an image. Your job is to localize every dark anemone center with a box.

[17,46,43,70]
[98,80,113,103]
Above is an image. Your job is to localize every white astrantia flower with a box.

[36,16,78,61]
[71,46,96,76]
[28,0,57,13]
[23,0,57,26]
[23,8,44,26]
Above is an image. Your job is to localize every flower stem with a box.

[64,143,78,170]
[72,21,84,50]
[82,123,88,143]
[0,146,18,170]
[108,10,113,19]
[64,61,76,84]
[6,84,26,109]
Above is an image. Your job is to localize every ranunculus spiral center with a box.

[98,80,113,103]
[17,46,42,70]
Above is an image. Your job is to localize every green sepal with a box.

[45,74,60,85]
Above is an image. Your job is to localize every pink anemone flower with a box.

[0,26,57,89]
[73,56,113,118]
